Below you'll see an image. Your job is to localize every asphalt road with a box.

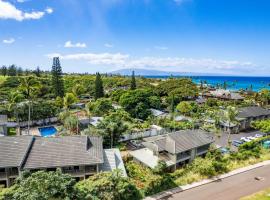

[162,165,270,200]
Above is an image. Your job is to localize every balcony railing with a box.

[0,172,7,179]
[197,149,208,156]
[8,169,19,177]
[176,155,191,162]
[85,166,96,174]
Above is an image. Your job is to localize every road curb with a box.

[144,160,270,200]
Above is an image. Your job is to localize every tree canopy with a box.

[119,89,160,120]
[1,170,77,200]
[76,170,142,200]
[87,98,113,116]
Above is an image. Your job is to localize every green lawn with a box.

[240,188,270,200]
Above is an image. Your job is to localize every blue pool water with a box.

[39,126,57,137]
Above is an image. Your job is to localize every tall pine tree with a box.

[0,66,7,76]
[130,71,136,90]
[51,57,65,98]
[94,72,104,100]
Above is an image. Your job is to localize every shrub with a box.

[76,170,142,200]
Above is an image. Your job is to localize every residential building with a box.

[130,130,214,171]
[203,89,244,101]
[150,108,169,118]
[0,136,126,187]
[220,106,270,134]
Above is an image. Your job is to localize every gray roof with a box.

[23,136,103,169]
[143,130,214,154]
[101,149,127,177]
[0,136,33,168]
[150,109,167,117]
[168,130,214,153]
[238,106,270,119]
[230,93,244,100]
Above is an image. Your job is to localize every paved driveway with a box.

[213,130,264,149]
[162,165,270,200]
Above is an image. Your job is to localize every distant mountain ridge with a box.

[110,68,230,76]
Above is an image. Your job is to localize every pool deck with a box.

[21,126,58,137]
[21,127,40,136]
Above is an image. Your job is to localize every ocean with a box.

[144,76,270,92]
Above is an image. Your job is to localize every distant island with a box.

[110,68,230,76]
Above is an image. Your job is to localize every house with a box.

[220,106,270,134]
[71,102,86,109]
[195,96,206,104]
[203,89,244,101]
[150,108,169,118]
[0,115,8,136]
[130,130,214,171]
[0,136,126,187]
[238,106,270,130]
[79,117,104,127]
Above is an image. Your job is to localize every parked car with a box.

[254,134,263,138]
[232,140,243,147]
[247,136,256,140]
[240,137,251,142]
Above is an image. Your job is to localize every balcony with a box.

[8,169,19,177]
[197,145,210,156]
[62,169,85,177]
[85,166,96,174]
[0,172,6,179]
[176,152,191,162]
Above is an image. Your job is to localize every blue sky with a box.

[1,0,270,75]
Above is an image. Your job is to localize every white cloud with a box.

[3,38,15,44]
[47,52,129,65]
[64,41,87,48]
[46,52,255,73]
[0,0,53,21]
[45,7,53,14]
[154,46,168,50]
[104,43,114,48]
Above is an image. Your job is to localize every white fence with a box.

[119,128,168,142]
[18,117,58,127]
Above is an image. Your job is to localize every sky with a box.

[1,0,270,75]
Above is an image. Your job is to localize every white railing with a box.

[119,128,167,142]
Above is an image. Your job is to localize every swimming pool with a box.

[39,126,57,137]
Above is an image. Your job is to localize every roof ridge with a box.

[19,136,35,169]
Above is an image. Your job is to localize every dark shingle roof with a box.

[238,106,270,118]
[144,130,214,154]
[23,136,103,169]
[168,130,214,153]
[0,136,33,168]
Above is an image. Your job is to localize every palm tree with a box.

[99,120,128,148]
[8,91,24,135]
[72,84,85,98]
[63,115,79,135]
[213,110,222,139]
[63,93,77,110]
[19,76,40,134]
[223,106,239,148]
